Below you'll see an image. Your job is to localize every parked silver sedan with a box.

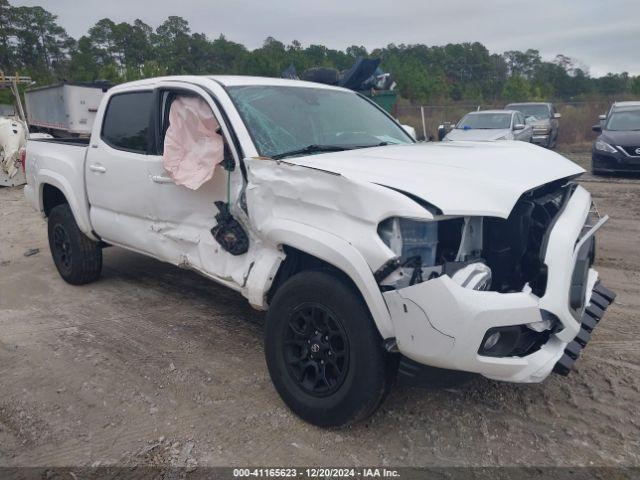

[444,110,533,142]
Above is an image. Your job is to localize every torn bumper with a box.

[553,283,616,375]
[382,185,613,384]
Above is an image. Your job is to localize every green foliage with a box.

[502,76,531,102]
[631,76,640,96]
[0,0,638,104]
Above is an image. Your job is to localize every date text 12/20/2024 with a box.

[233,468,401,478]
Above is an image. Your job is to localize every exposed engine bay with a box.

[376,179,583,296]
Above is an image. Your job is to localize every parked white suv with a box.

[24,75,615,427]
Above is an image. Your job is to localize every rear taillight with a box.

[19,147,26,174]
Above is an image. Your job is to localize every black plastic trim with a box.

[553,282,615,376]
[397,356,476,389]
[376,185,443,216]
[538,182,578,263]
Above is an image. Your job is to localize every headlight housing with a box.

[594,139,617,154]
[377,216,492,291]
[378,217,438,266]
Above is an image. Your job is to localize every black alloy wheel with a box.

[284,303,349,396]
[51,223,73,274]
[47,203,102,285]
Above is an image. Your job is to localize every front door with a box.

[144,84,254,288]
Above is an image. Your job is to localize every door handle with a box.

[151,175,173,184]
[89,164,106,173]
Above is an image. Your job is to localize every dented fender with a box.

[257,218,396,338]
[245,158,433,271]
[243,158,442,338]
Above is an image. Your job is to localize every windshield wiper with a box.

[271,144,354,160]
[271,141,395,160]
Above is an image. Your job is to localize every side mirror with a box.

[437,122,455,141]
[592,124,602,133]
[401,124,416,140]
[513,123,525,131]
[598,114,606,121]
[553,112,562,119]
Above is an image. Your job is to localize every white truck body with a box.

[24,75,614,426]
[24,83,108,136]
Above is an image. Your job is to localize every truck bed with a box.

[24,137,93,236]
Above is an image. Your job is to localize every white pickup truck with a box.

[24,75,615,427]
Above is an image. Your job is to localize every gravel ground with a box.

[0,151,639,468]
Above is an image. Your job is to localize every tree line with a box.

[1,0,639,104]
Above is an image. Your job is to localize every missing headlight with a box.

[378,217,438,267]
[377,216,491,290]
[377,218,439,288]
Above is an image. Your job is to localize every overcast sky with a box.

[12,0,640,76]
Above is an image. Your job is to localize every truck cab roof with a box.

[108,75,350,94]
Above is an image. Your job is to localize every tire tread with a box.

[48,204,102,285]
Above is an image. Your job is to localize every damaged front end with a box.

[376,180,614,383]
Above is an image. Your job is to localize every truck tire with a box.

[265,270,394,427]
[47,204,102,285]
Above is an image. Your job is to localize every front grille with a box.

[619,145,640,157]
[483,180,575,295]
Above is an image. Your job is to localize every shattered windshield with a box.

[606,109,640,131]
[457,113,512,130]
[226,85,413,158]
[507,104,550,120]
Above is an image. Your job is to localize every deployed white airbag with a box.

[162,96,224,190]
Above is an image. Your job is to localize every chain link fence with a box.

[396,100,633,148]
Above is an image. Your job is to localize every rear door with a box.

[85,88,158,253]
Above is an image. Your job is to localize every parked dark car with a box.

[592,101,640,175]
[505,102,561,148]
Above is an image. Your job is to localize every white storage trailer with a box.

[24,82,110,137]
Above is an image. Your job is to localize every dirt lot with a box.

[1,151,639,469]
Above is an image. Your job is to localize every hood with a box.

[601,130,640,146]
[444,128,511,142]
[288,141,584,218]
